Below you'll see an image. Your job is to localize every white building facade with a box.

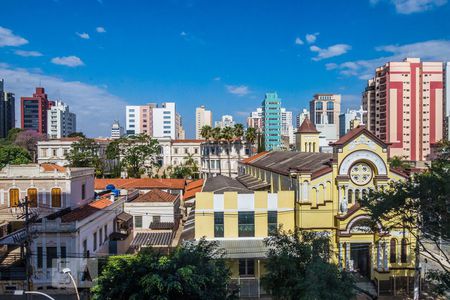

[247,108,263,133]
[196,106,213,139]
[281,108,294,145]
[201,141,250,178]
[47,101,76,139]
[111,120,124,139]
[296,108,310,128]
[215,115,235,128]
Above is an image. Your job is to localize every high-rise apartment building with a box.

[175,112,186,139]
[153,102,176,139]
[195,106,212,139]
[339,109,359,138]
[247,108,263,132]
[310,94,341,147]
[262,92,282,150]
[47,101,76,139]
[0,79,15,138]
[296,108,310,128]
[215,115,235,128]
[281,108,294,145]
[21,87,51,134]
[362,58,444,161]
[111,120,124,139]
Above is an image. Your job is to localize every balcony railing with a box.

[230,278,267,298]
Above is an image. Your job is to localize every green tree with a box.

[262,229,355,300]
[91,239,236,300]
[221,126,234,177]
[120,134,160,178]
[66,137,104,177]
[245,127,257,155]
[200,125,213,176]
[388,155,412,170]
[105,139,122,177]
[0,144,32,169]
[14,130,46,162]
[361,140,450,296]
[184,153,199,179]
[67,132,86,138]
[6,128,24,143]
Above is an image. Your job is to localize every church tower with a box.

[295,117,320,152]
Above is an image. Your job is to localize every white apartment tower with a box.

[296,108,310,128]
[111,120,124,139]
[247,107,263,132]
[196,105,212,139]
[47,101,76,139]
[215,115,235,128]
[281,108,294,144]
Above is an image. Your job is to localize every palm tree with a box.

[245,127,257,156]
[234,124,244,160]
[221,126,234,177]
[184,153,199,179]
[211,127,223,175]
[200,125,212,178]
[388,156,411,170]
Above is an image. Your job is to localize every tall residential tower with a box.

[195,105,212,139]
[21,87,51,134]
[0,80,15,138]
[262,92,282,150]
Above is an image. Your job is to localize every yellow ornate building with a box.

[194,126,415,297]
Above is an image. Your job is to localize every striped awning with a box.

[130,232,173,247]
[217,239,268,259]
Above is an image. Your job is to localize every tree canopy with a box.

[66,137,104,176]
[362,140,450,295]
[91,239,236,300]
[0,144,32,169]
[261,229,355,300]
[119,134,160,178]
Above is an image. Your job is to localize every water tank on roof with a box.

[106,184,116,191]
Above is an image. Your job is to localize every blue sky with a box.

[1,0,450,137]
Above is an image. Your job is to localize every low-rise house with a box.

[94,178,186,198]
[195,175,295,298]
[125,190,181,252]
[201,140,250,178]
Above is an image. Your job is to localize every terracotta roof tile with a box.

[184,179,204,200]
[41,164,66,172]
[95,178,186,190]
[296,117,319,134]
[131,189,179,203]
[61,197,113,222]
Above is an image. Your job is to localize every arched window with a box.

[355,190,360,201]
[9,189,20,207]
[401,238,408,263]
[316,102,323,110]
[348,190,353,204]
[327,101,334,110]
[51,188,62,208]
[27,188,38,207]
[390,239,397,263]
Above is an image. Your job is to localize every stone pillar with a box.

[383,240,389,271]
[299,182,303,201]
[345,242,350,270]
[377,242,382,271]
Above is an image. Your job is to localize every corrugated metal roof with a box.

[130,232,173,247]
[202,175,252,194]
[217,239,268,259]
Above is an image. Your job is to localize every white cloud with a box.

[325,63,338,70]
[96,27,106,33]
[226,85,250,96]
[295,37,304,45]
[0,26,28,47]
[305,33,319,44]
[0,63,127,136]
[180,31,187,36]
[76,32,90,39]
[342,94,363,110]
[51,56,84,67]
[310,44,351,61]
[330,40,450,79]
[371,0,447,14]
[213,77,221,81]
[15,50,43,57]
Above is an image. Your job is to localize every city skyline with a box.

[0,0,449,137]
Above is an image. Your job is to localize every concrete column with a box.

[377,242,382,271]
[338,185,342,213]
[345,242,350,270]
[299,182,303,201]
[383,240,389,271]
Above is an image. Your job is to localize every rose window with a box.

[350,162,372,185]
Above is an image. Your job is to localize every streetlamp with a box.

[13,290,56,300]
[62,268,80,300]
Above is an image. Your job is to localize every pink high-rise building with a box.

[363,58,444,161]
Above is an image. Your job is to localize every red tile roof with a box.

[131,189,179,203]
[41,164,66,172]
[330,126,388,148]
[296,117,319,134]
[184,179,204,200]
[240,151,269,164]
[61,197,113,222]
[95,178,186,190]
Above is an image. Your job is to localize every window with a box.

[9,188,20,207]
[268,211,277,235]
[82,240,88,258]
[99,228,103,246]
[46,247,57,268]
[152,215,161,223]
[401,238,408,263]
[315,102,323,110]
[390,239,397,263]
[93,233,97,251]
[327,112,334,124]
[27,188,38,207]
[81,184,86,200]
[214,212,224,237]
[51,188,61,208]
[238,212,254,237]
[135,216,143,228]
[37,247,43,268]
[104,224,108,242]
[239,259,255,276]
[315,112,322,124]
[52,149,57,156]
[174,147,178,154]
[326,101,334,110]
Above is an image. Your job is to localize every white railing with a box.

[230,277,266,298]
